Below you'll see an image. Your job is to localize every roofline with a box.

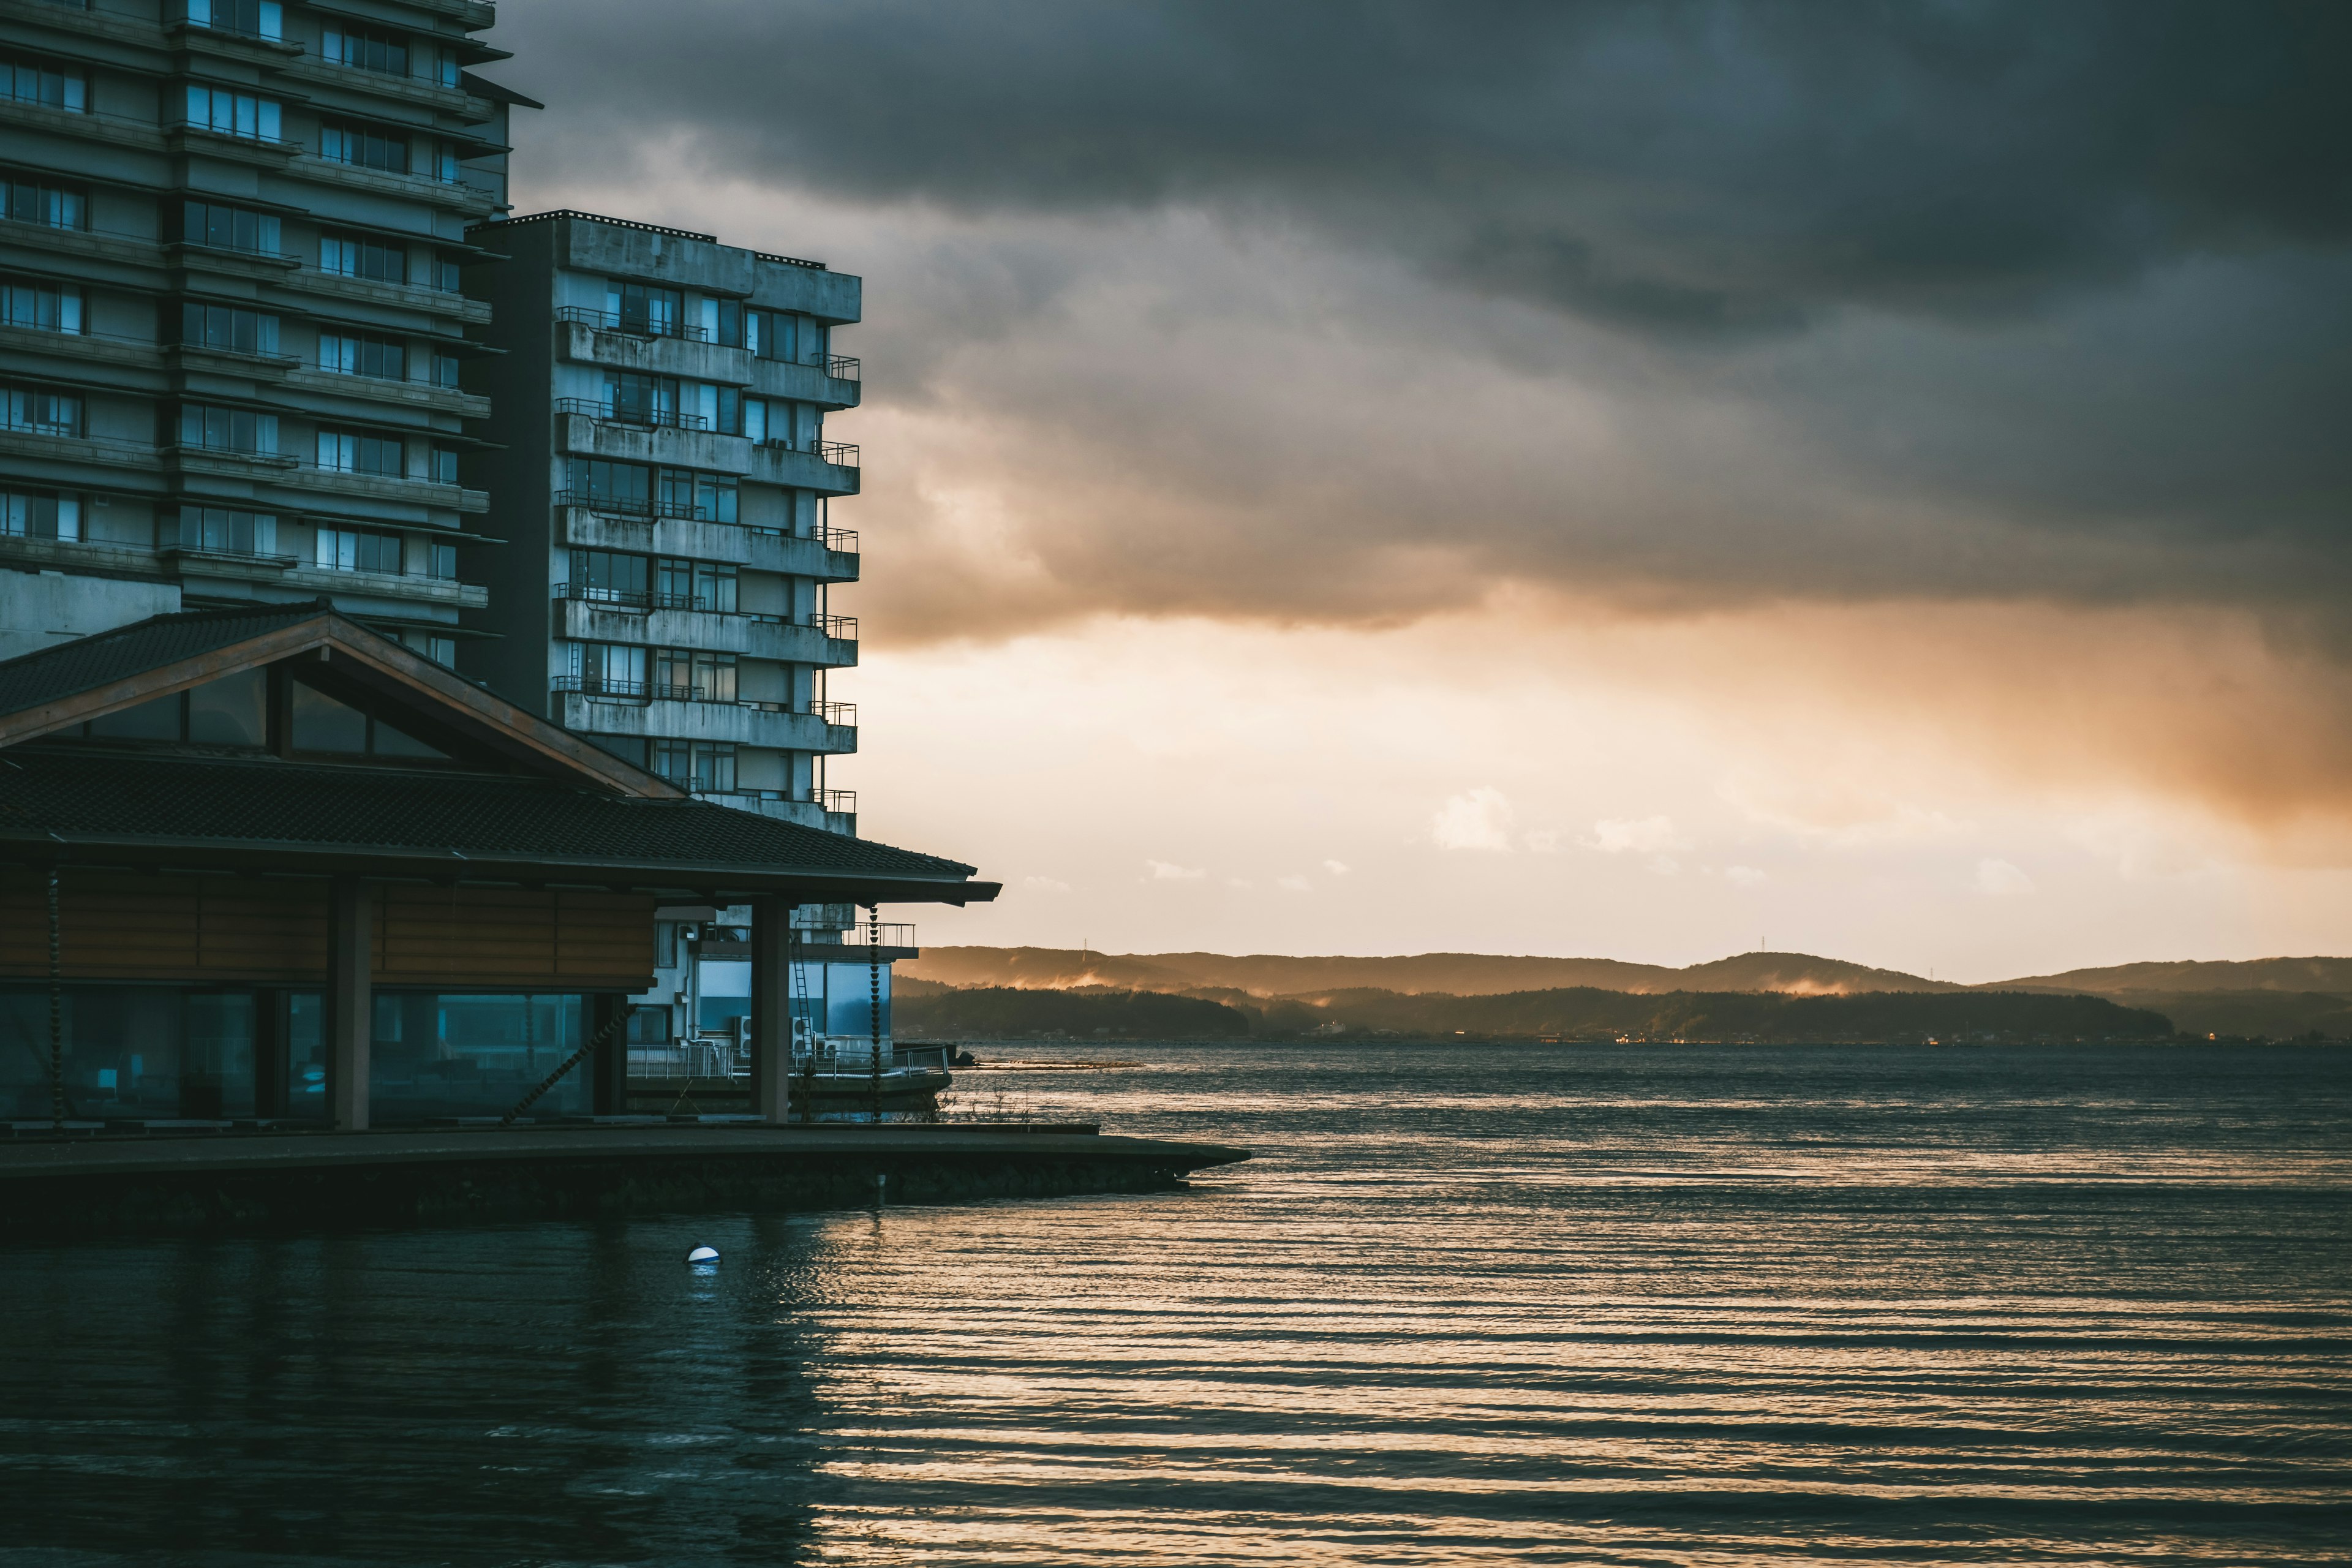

[0,838,1001,906]
[0,608,687,801]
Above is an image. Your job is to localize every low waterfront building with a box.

[0,601,996,1127]
[0,0,523,662]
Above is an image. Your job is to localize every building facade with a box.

[459,209,862,836]
[0,0,521,662]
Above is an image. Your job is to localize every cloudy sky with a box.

[490,1,2352,979]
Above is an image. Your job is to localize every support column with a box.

[326,876,371,1131]
[747,895,790,1123]
[590,993,630,1115]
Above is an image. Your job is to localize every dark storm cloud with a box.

[505,0,2352,332]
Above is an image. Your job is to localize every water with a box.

[1,1042,2347,1566]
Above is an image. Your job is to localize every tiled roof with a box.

[0,748,987,895]
[0,601,331,719]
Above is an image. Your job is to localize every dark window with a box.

[608,372,677,424]
[5,384,80,436]
[2,277,80,333]
[321,24,407,75]
[426,540,456,580]
[187,669,266,747]
[652,647,736,703]
[431,352,459,388]
[570,548,648,604]
[164,505,277,554]
[289,684,366,752]
[181,1,284,41]
[652,740,734,793]
[715,299,744,348]
[176,402,274,453]
[179,199,281,255]
[611,280,682,336]
[696,472,738,524]
[1,174,85,230]
[429,446,459,484]
[317,428,403,475]
[1,488,81,541]
[573,642,646,696]
[655,557,736,612]
[320,231,405,283]
[314,526,402,572]
[573,459,651,513]
[181,302,280,356]
[317,330,405,379]
[319,120,409,174]
[2,53,86,112]
[432,254,461,293]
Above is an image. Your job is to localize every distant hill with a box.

[901,947,1955,998]
[1994,957,2352,994]
[894,981,2169,1044]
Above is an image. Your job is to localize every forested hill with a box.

[895,982,2173,1044]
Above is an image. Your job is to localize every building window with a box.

[162,505,277,556]
[178,198,281,255]
[5,383,81,437]
[432,254,462,293]
[654,739,736,793]
[181,301,278,356]
[317,428,402,475]
[657,557,737,613]
[608,280,683,337]
[741,397,770,443]
[606,371,680,426]
[177,1,284,40]
[570,548,649,605]
[1,488,80,541]
[421,634,456,666]
[430,446,459,484]
[426,540,456,580]
[176,402,273,453]
[2,277,80,334]
[654,647,737,703]
[290,682,442,758]
[571,641,647,697]
[318,120,410,174]
[314,526,402,573]
[2,175,85,230]
[432,141,461,184]
[569,458,653,514]
[319,24,406,75]
[317,330,406,380]
[183,86,282,142]
[431,352,461,389]
[696,472,738,523]
[750,311,820,365]
[2,54,86,113]
[319,232,405,284]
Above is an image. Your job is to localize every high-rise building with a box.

[458,209,863,837]
[0,0,522,661]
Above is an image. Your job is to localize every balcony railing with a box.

[554,306,712,342]
[550,582,797,625]
[802,923,916,951]
[812,612,857,641]
[826,355,859,382]
[552,486,710,522]
[823,788,856,815]
[550,674,856,723]
[555,396,709,431]
[758,435,859,468]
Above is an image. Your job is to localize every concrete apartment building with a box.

[458,209,864,837]
[0,0,520,662]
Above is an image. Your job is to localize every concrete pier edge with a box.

[0,1126,1253,1240]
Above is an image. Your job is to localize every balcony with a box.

[279,463,489,513]
[747,354,862,410]
[557,507,858,582]
[292,157,497,216]
[556,315,751,386]
[688,790,856,835]
[551,587,858,665]
[552,685,856,752]
[282,367,491,419]
[556,410,859,495]
[284,268,492,325]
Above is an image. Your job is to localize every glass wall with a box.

[0,986,255,1120]
[368,992,586,1121]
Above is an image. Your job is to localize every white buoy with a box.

[686,1245,720,1265]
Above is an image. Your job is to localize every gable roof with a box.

[0,601,682,798]
[0,749,993,903]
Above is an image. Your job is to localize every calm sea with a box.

[1,1042,2347,1566]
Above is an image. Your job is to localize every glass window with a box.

[180,199,281,255]
[89,693,183,741]
[571,548,648,604]
[695,561,738,612]
[317,331,405,379]
[1,488,80,541]
[2,54,86,112]
[368,993,586,1123]
[606,372,678,425]
[695,473,739,524]
[421,634,456,666]
[317,428,403,475]
[427,540,457,580]
[187,669,266,746]
[179,1,284,40]
[824,963,892,1041]
[181,301,279,356]
[2,278,80,333]
[320,24,406,75]
[162,506,277,556]
[177,402,275,454]
[5,384,81,437]
[318,120,409,173]
[571,458,652,513]
[1,174,85,230]
[289,682,367,752]
[319,231,405,283]
[430,446,459,484]
[0,987,257,1120]
[609,280,682,337]
[573,641,647,696]
[183,86,281,141]
[695,962,749,1033]
[314,527,402,573]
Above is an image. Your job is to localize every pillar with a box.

[326,876,371,1131]
[747,895,790,1123]
[590,993,630,1115]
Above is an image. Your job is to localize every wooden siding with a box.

[0,869,652,990]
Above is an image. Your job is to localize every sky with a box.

[487,1,2352,981]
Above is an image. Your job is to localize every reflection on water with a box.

[1,1044,2347,1566]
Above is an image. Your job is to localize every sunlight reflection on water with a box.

[0,1043,2346,1566]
